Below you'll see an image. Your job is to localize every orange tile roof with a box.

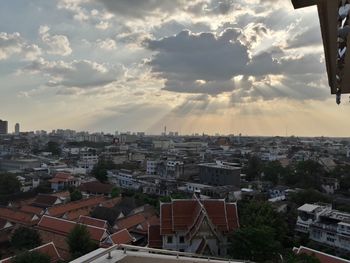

[0,207,39,226]
[0,242,62,263]
[100,197,122,208]
[37,215,108,242]
[293,246,350,263]
[115,213,146,231]
[78,216,108,229]
[148,225,162,249]
[20,205,44,215]
[64,208,90,221]
[109,229,134,245]
[49,173,76,183]
[46,196,105,217]
[160,199,239,235]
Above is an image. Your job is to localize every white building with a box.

[146,160,159,175]
[296,203,350,252]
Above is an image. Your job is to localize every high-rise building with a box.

[0,120,8,134]
[14,123,20,135]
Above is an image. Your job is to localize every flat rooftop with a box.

[70,245,246,263]
[198,163,241,170]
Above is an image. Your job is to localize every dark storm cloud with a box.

[145,29,326,100]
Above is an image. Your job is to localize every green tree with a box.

[0,174,21,196]
[11,227,41,250]
[70,189,83,201]
[111,187,120,198]
[262,161,287,185]
[46,141,61,156]
[229,226,282,262]
[283,160,325,189]
[92,159,116,183]
[12,251,50,263]
[244,155,263,181]
[289,189,333,206]
[238,201,288,244]
[67,224,97,259]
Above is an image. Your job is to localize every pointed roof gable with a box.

[37,215,108,242]
[160,199,239,236]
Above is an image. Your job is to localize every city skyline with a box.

[1,0,350,137]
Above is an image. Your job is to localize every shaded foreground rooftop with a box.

[70,245,247,263]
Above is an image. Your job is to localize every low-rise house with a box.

[268,186,287,202]
[79,181,114,196]
[0,207,39,226]
[49,172,80,191]
[78,215,109,229]
[37,215,109,260]
[31,194,63,208]
[45,196,105,220]
[101,229,135,247]
[149,198,239,257]
[0,242,62,263]
[20,205,44,216]
[321,177,340,194]
[296,203,350,252]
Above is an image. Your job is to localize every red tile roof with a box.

[32,194,61,208]
[20,205,44,215]
[115,213,146,231]
[0,207,39,226]
[293,246,350,263]
[148,225,162,249]
[100,197,122,208]
[46,196,105,217]
[79,181,114,195]
[114,213,159,235]
[109,229,134,245]
[49,173,76,183]
[160,199,239,235]
[64,208,90,221]
[78,216,108,229]
[0,242,62,263]
[37,215,108,242]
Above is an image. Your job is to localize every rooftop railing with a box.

[71,244,252,263]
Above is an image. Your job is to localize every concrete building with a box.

[198,161,241,187]
[14,123,20,135]
[0,120,8,134]
[146,160,159,175]
[296,203,350,252]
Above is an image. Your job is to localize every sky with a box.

[1,0,350,136]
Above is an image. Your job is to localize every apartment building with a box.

[296,203,350,252]
[198,161,241,187]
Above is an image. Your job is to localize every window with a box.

[179,249,185,252]
[179,236,185,243]
[167,236,173,243]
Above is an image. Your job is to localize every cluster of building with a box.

[1,126,350,261]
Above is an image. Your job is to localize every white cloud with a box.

[39,25,72,56]
[22,58,123,89]
[96,38,117,50]
[0,32,41,61]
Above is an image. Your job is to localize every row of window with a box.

[167,236,185,244]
